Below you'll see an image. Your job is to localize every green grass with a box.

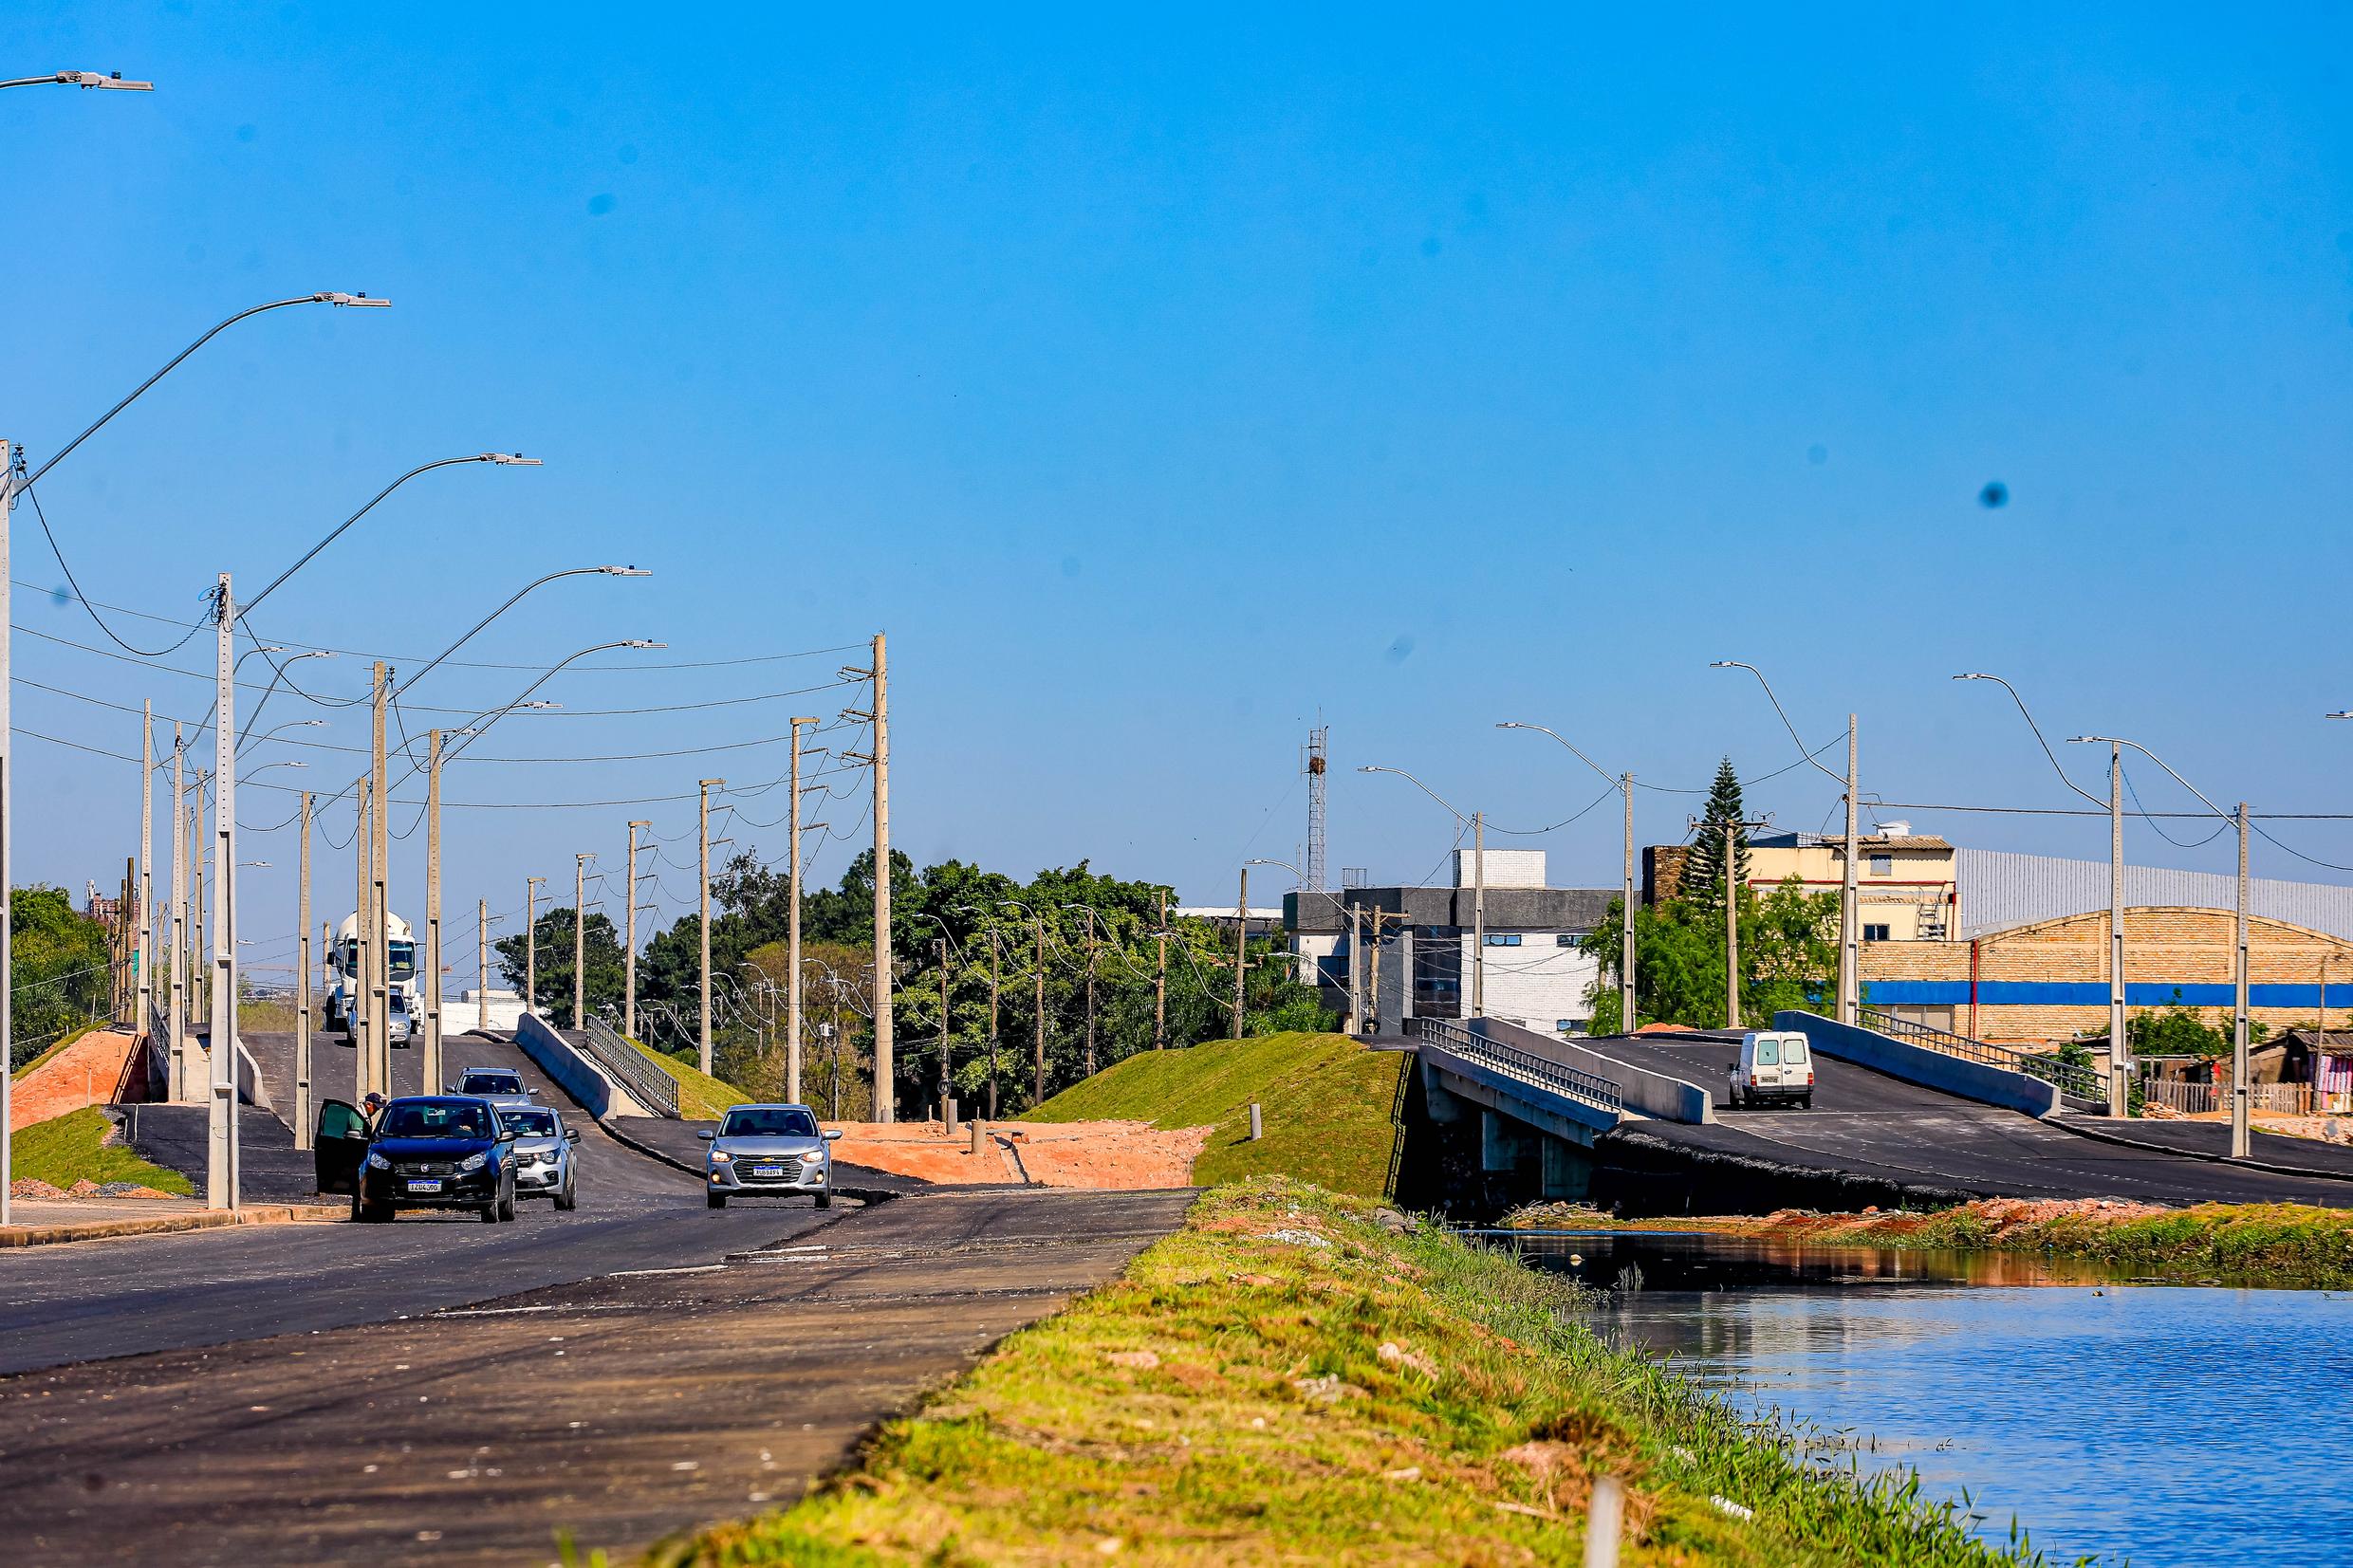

[665,1178,2044,1567]
[621,1033,752,1121]
[1022,1032,1407,1197]
[9,1105,194,1195]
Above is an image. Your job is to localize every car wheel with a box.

[555,1180,576,1212]
[706,1191,728,1208]
[498,1186,518,1222]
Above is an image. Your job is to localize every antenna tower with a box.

[1302,727,1328,893]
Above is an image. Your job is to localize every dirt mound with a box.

[825,1118,1210,1189]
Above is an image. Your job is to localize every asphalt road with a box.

[0,1185,1197,1567]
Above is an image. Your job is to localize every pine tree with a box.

[1681,757,1751,904]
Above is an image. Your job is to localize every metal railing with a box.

[581,1015,680,1118]
[1414,1017,1624,1116]
[2137,1079,2348,1117]
[1858,1006,2105,1105]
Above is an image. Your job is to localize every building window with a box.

[1556,932,1583,947]
[1483,933,1522,947]
[1869,854,1893,876]
[1556,1019,1577,1033]
[1412,936,1461,1019]
[1863,923,1891,943]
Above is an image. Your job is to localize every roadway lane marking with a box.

[605,1264,730,1278]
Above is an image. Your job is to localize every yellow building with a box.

[1645,826,1959,941]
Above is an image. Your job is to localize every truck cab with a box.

[325,912,420,1046]
[1729,1030,1814,1110]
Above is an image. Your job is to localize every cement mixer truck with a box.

[325,912,418,1047]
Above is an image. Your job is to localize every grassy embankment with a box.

[9,1105,194,1195]
[670,1178,2040,1567]
[1505,1198,2353,1288]
[1021,1031,1406,1197]
[621,1033,751,1120]
[9,1021,110,1081]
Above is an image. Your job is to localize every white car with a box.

[1728,1030,1814,1110]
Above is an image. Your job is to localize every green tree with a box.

[1679,757,1751,904]
[10,886,110,1070]
[1581,876,1839,1031]
[2126,990,2268,1058]
[493,906,625,1028]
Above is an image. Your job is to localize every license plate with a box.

[750,1164,785,1177]
[406,1178,443,1192]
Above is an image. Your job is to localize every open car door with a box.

[315,1098,370,1193]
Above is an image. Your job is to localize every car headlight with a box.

[710,1150,732,1163]
[799,1150,824,1164]
[456,1153,488,1173]
[365,1152,390,1171]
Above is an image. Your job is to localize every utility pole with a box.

[138,701,153,1053]
[1083,907,1098,1077]
[985,924,1001,1116]
[525,875,545,1017]
[294,791,312,1150]
[1724,817,1740,1030]
[207,574,239,1212]
[787,715,818,1106]
[699,778,721,1074]
[1347,905,1365,1034]
[369,659,390,1103]
[1840,715,1860,1026]
[355,776,374,1098]
[1471,810,1486,1019]
[2108,746,2128,1117]
[477,899,490,1031]
[1154,888,1167,1050]
[870,632,893,1123]
[1621,773,1637,1032]
[0,442,10,1221]
[2233,801,2251,1159]
[936,936,952,1122]
[625,820,649,1038]
[169,726,188,1102]
[423,729,444,1091]
[1232,866,1249,1040]
[1033,912,1047,1106]
[574,852,589,1031]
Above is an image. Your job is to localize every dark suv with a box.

[317,1095,519,1224]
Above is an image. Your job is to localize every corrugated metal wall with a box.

[1956,848,2353,942]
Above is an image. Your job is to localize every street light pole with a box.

[575,853,589,1031]
[138,701,154,1052]
[787,715,819,1105]
[478,900,491,1032]
[1232,866,1249,1040]
[170,727,188,1101]
[1494,724,1639,1029]
[699,778,720,1073]
[526,876,545,1017]
[294,790,312,1150]
[423,729,444,1091]
[207,577,239,1210]
[625,820,648,1039]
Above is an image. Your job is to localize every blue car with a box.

[333,1095,520,1224]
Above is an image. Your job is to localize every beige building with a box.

[1646,826,1959,940]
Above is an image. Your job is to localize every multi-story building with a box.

[1284,850,1613,1037]
[1645,824,1959,940]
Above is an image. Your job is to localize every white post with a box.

[295,790,312,1150]
[1840,714,1860,1025]
[2109,747,2128,1116]
[139,700,154,1053]
[208,575,239,1211]
[170,728,187,1102]
[788,715,817,1105]
[1471,810,1486,1019]
[0,444,12,1225]
[424,729,443,1089]
[2233,802,2251,1159]
[1621,773,1636,1032]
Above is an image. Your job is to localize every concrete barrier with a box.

[1472,1018,1714,1124]
[514,1011,656,1118]
[1775,1008,2061,1118]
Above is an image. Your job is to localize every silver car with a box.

[701,1103,840,1208]
[450,1067,534,1113]
[498,1103,581,1209]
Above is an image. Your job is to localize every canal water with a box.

[1498,1230,2353,1567]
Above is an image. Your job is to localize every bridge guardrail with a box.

[1414,1018,1624,1116]
[1858,1006,2105,1109]
[581,1016,680,1118]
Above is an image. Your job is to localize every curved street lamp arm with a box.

[244,452,518,616]
[1710,661,1846,788]
[1495,721,1618,791]
[390,566,645,700]
[2071,735,2232,821]
[23,294,383,490]
[1357,763,1467,822]
[1951,673,2106,809]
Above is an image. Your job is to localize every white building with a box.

[1284,850,1612,1036]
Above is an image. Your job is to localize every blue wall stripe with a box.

[1865,980,2353,1007]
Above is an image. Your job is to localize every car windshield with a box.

[719,1107,819,1138]
[461,1073,522,1094]
[380,1100,495,1139]
[503,1109,558,1136]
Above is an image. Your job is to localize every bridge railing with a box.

[581,1016,681,1118]
[1413,1017,1624,1116]
[1857,1006,2104,1106]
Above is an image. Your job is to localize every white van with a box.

[1728,1030,1813,1109]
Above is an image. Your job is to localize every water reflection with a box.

[1481,1229,2353,1568]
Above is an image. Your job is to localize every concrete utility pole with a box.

[699,777,720,1073]
[170,728,187,1102]
[207,575,239,1212]
[1347,905,1365,1034]
[369,659,390,1102]
[936,936,952,1122]
[355,776,373,1098]
[1840,715,1860,1026]
[2233,801,2251,1159]
[138,701,154,1052]
[294,791,312,1150]
[625,820,648,1038]
[1083,907,1098,1077]
[574,852,589,1030]
[787,715,818,1106]
[2108,746,2128,1116]
[1155,888,1167,1050]
[477,899,490,1032]
[870,631,893,1123]
[1621,772,1637,1031]
[1471,810,1487,1019]
[986,924,1001,1116]
[1232,866,1249,1040]
[525,875,546,1017]
[1033,912,1047,1106]
[1723,818,1740,1031]
[423,729,444,1091]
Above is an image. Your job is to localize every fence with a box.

[2136,1079,2351,1117]
[1413,1017,1624,1116]
[1857,1005,2106,1106]
[581,1016,681,1118]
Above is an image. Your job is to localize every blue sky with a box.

[7,5,2353,986]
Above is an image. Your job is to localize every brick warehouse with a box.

[1859,906,2353,1045]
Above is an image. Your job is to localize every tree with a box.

[1680,757,1751,905]
[10,886,109,1070]
[1581,876,1839,1031]
[492,906,625,1028]
[2126,990,2268,1059]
